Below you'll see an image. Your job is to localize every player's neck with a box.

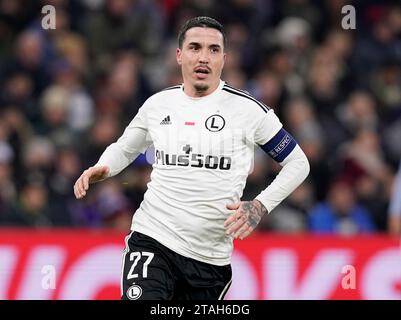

[183,79,221,98]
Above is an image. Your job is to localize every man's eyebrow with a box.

[187,42,222,49]
[187,42,201,47]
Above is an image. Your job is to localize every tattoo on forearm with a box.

[241,200,268,229]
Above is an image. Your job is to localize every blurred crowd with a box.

[0,0,401,236]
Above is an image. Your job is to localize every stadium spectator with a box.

[48,147,82,226]
[8,180,53,227]
[283,97,330,201]
[308,179,375,235]
[83,0,164,69]
[335,91,379,137]
[1,30,50,97]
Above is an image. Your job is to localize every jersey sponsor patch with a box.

[155,149,232,170]
[260,128,297,162]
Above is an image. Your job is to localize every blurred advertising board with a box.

[0,230,400,300]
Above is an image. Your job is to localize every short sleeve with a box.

[254,109,298,163]
[254,109,283,145]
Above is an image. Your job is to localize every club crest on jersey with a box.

[126,284,142,300]
[205,114,225,132]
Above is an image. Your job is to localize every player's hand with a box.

[73,166,110,199]
[224,199,268,240]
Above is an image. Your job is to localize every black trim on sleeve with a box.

[222,85,270,113]
[162,85,181,91]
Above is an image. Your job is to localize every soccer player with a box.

[74,16,310,300]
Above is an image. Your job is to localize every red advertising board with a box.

[0,229,400,300]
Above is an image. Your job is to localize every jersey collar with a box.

[180,80,225,102]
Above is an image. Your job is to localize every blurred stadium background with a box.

[0,0,400,300]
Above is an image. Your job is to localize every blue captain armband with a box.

[259,128,297,163]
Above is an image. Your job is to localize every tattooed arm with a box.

[224,199,268,240]
[224,145,309,240]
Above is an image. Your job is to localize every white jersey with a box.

[96,80,309,265]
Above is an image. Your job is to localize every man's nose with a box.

[198,49,209,63]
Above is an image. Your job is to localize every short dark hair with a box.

[178,16,226,49]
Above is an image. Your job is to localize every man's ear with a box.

[176,48,182,65]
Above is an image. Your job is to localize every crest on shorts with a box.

[127,284,142,300]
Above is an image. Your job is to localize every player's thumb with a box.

[226,202,241,210]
